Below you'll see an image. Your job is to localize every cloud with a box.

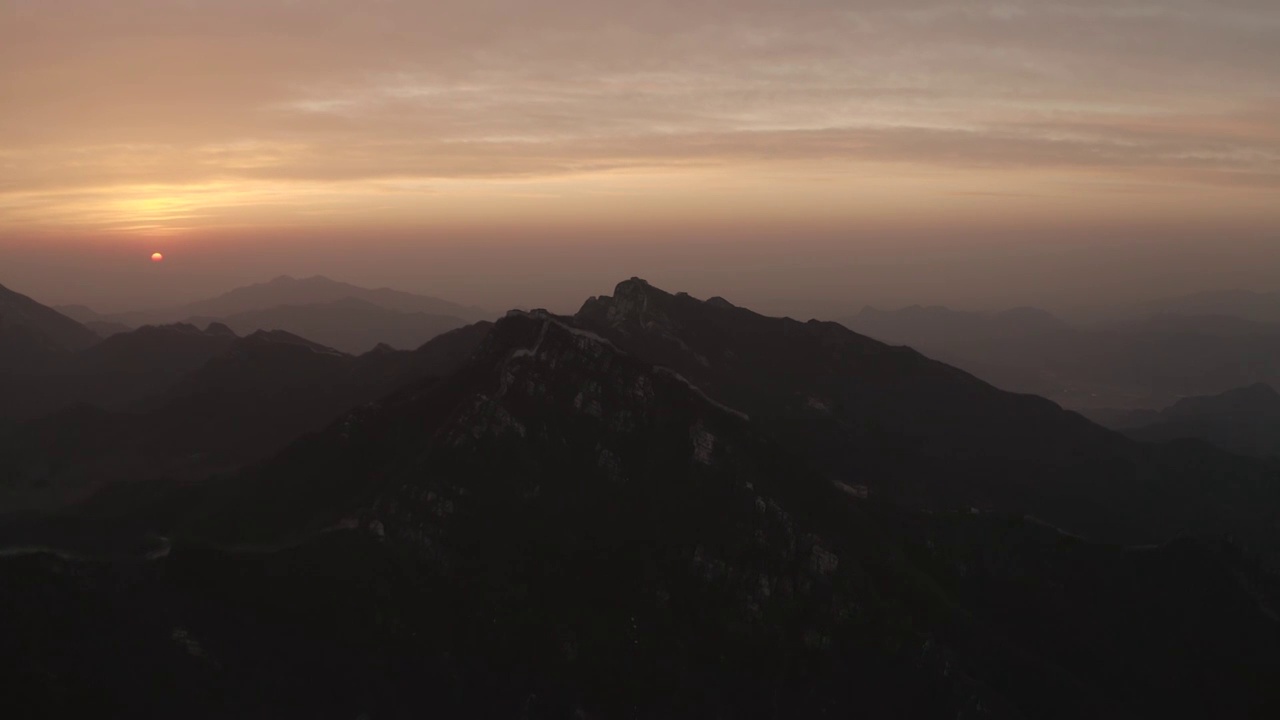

[1,0,1277,231]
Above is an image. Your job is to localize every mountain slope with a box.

[5,308,1279,717]
[576,279,1280,550]
[0,323,495,509]
[1,322,238,426]
[0,283,99,372]
[157,310,1093,715]
[185,296,469,354]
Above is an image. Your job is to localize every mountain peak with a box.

[577,278,680,332]
[203,321,237,337]
[614,275,653,293]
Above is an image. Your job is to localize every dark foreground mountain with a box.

[842,305,1280,409]
[185,296,469,354]
[3,307,1279,717]
[1092,383,1280,458]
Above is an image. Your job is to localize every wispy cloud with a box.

[1,0,1277,233]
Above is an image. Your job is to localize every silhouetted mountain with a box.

[184,296,469,354]
[190,275,490,319]
[0,283,99,372]
[2,321,240,426]
[68,323,241,409]
[0,323,495,509]
[102,275,490,327]
[1092,383,1280,458]
[577,279,1280,550]
[5,304,1279,717]
[842,305,1280,408]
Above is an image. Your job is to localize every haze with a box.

[3,0,1278,315]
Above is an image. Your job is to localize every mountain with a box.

[59,276,488,351]
[53,303,113,324]
[63,323,241,411]
[0,323,495,509]
[51,303,133,338]
[0,323,247,501]
[102,275,489,326]
[1,321,240,427]
[842,305,1280,409]
[0,283,99,372]
[4,305,1279,717]
[576,280,1280,550]
[185,296,469,354]
[1093,383,1280,458]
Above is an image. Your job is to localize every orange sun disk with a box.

[151,252,164,262]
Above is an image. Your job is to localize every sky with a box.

[2,0,1278,315]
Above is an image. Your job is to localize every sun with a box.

[151,252,164,262]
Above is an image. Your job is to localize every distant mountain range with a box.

[574,280,1280,549]
[843,304,1280,409]
[0,321,494,508]
[55,275,486,354]
[4,278,1280,716]
[59,275,490,327]
[1090,383,1280,458]
[185,296,468,354]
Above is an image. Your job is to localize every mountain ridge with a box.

[185,296,469,354]
[88,275,490,327]
[5,279,1280,716]
[577,278,1280,552]
[1094,383,1280,458]
[0,282,100,372]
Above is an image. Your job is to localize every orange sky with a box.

[2,0,1278,312]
